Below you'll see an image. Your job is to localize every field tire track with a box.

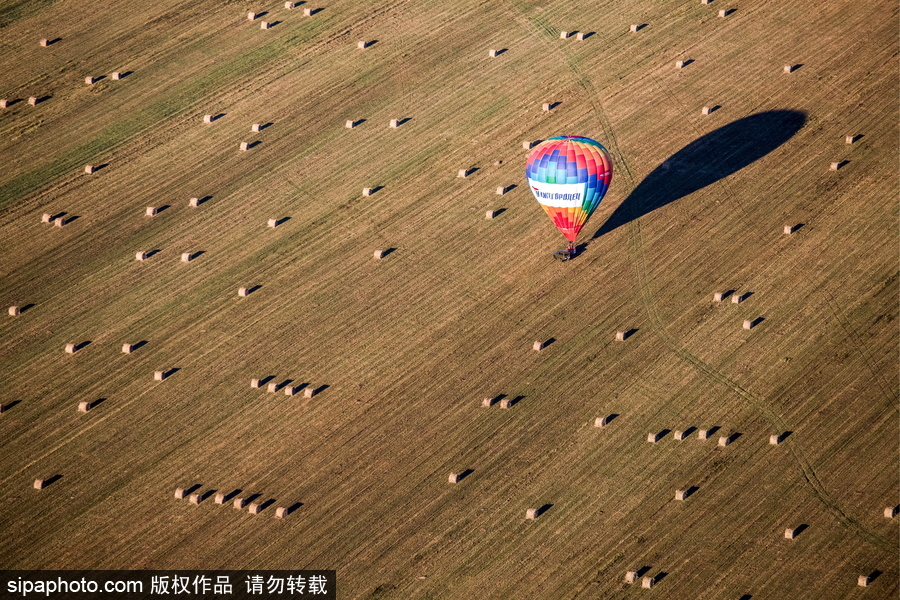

[506,0,892,555]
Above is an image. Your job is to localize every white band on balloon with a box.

[527,179,587,208]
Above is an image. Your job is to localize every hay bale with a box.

[248,502,262,514]
[615,331,626,341]
[346,120,355,128]
[40,38,50,47]
[489,49,498,57]
[85,76,95,85]
[28,97,38,106]
[784,224,796,234]
[8,306,21,316]
[770,433,782,445]
[251,378,262,388]
[111,72,122,80]
[303,8,313,16]
[215,493,226,504]
[267,382,279,393]
[718,434,732,447]
[85,165,95,174]
[481,397,494,407]
[675,489,690,500]
[845,135,857,144]
[642,576,655,589]
[181,252,192,262]
[559,31,569,39]
[594,416,609,428]
[784,527,798,539]
[276,506,288,518]
[42,213,52,223]
[238,287,249,297]
[485,210,497,220]
[284,385,301,396]
[458,168,469,178]
[630,24,639,32]
[357,40,367,49]
[499,398,512,409]
[268,218,278,228]
[189,493,201,504]
[285,1,295,8]
[858,575,870,587]
[448,473,462,483]
[718,9,727,16]
[533,340,545,351]
[702,106,713,115]
[260,21,271,29]
[713,291,725,302]
[203,114,213,123]
[54,217,65,227]
[174,488,186,499]
[783,64,793,73]
[374,249,386,259]
[146,206,158,216]
[247,11,257,20]
[389,119,399,128]
[233,497,247,509]
[743,319,752,330]
[731,293,743,304]
[363,188,374,196]
[122,343,134,353]
[885,506,899,518]
[542,102,551,111]
[189,197,200,207]
[625,571,638,584]
[829,162,839,171]
[34,479,47,490]
[303,386,316,398]
[0,99,8,108]
[0,403,5,413]
[251,124,261,132]
[523,140,535,149]
[135,251,148,261]
[494,186,506,196]
[698,428,711,439]
[526,508,540,519]
[701,0,711,3]
[647,432,661,443]
[78,401,91,413]
[240,142,250,151]
[65,343,76,354]
[576,32,586,40]
[676,60,686,68]
[154,371,165,380]
[674,430,687,440]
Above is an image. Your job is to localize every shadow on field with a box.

[592,110,806,240]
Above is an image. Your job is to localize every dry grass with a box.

[0,0,896,598]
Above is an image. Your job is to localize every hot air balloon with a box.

[525,136,613,255]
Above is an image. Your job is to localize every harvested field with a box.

[0,0,896,598]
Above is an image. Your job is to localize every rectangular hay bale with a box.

[146,206,158,216]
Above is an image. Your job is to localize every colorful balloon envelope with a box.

[525,136,613,242]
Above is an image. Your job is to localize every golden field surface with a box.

[0,0,897,598]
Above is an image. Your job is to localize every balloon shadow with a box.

[592,110,806,239]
